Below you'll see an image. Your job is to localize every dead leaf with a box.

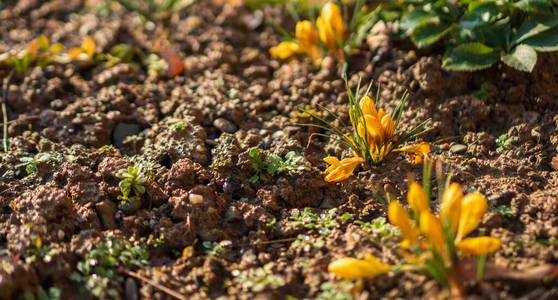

[154,37,185,78]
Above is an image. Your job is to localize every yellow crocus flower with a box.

[388,201,417,248]
[269,41,303,60]
[394,142,431,165]
[419,211,446,255]
[323,156,364,182]
[441,183,463,233]
[295,20,321,64]
[68,36,96,61]
[407,182,430,216]
[328,254,392,280]
[455,236,501,255]
[316,2,345,52]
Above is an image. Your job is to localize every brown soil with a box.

[1,1,557,299]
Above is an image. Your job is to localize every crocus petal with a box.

[408,182,430,216]
[441,183,463,233]
[456,237,501,255]
[359,96,378,117]
[269,41,303,60]
[388,201,417,248]
[380,114,394,140]
[323,156,341,173]
[67,47,83,59]
[323,156,363,182]
[395,142,431,165]
[82,36,96,59]
[419,212,446,255]
[364,115,383,144]
[296,20,319,49]
[328,254,391,280]
[456,192,487,242]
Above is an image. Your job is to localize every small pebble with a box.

[189,193,204,204]
[450,144,467,154]
[213,118,237,133]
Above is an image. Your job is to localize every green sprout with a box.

[70,234,150,299]
[495,134,513,153]
[203,240,232,256]
[116,164,147,206]
[249,148,306,183]
[232,263,286,293]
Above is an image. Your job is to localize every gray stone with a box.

[213,118,237,133]
[112,123,141,147]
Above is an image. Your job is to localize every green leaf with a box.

[249,148,259,159]
[412,23,453,48]
[476,18,511,49]
[522,32,558,51]
[511,15,558,45]
[400,10,439,31]
[502,45,538,72]
[443,43,500,71]
[514,0,553,13]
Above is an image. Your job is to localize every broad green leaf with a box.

[477,18,511,49]
[442,42,500,71]
[400,10,439,31]
[412,23,454,48]
[511,15,558,45]
[502,45,537,72]
[514,0,553,13]
[522,32,558,51]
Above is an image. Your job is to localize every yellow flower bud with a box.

[408,182,430,216]
[456,192,487,242]
[316,2,345,52]
[441,183,463,233]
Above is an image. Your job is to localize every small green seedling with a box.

[203,240,232,256]
[495,205,515,217]
[496,134,513,153]
[355,216,398,238]
[233,263,286,293]
[472,83,495,102]
[116,164,147,206]
[70,234,150,299]
[288,208,352,236]
[249,147,305,183]
[23,287,61,300]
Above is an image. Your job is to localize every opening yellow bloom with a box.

[322,156,364,182]
[328,254,392,280]
[270,20,322,65]
[316,2,346,52]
